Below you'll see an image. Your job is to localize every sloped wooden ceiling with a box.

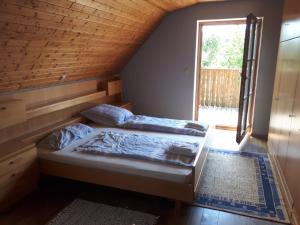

[0,0,223,93]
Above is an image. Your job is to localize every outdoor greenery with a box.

[201,26,245,69]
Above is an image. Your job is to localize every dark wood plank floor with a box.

[0,176,283,225]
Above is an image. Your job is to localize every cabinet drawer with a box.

[0,162,36,187]
[0,163,38,210]
[0,99,26,129]
[0,148,37,177]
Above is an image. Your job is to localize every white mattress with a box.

[38,125,207,183]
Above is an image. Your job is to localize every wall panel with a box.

[0,76,120,144]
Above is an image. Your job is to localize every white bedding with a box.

[38,125,207,183]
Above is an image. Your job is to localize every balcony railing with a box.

[199,68,241,108]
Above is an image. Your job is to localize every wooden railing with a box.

[199,68,241,108]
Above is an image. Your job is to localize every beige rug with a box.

[195,149,289,223]
[47,199,158,225]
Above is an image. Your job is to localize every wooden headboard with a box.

[0,76,129,145]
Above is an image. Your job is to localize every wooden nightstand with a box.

[115,102,133,111]
[0,141,39,211]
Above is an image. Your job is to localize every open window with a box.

[236,14,262,143]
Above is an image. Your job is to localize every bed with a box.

[37,123,209,203]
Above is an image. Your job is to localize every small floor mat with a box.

[47,199,159,225]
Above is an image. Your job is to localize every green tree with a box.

[201,27,245,69]
[221,31,244,69]
[201,34,220,68]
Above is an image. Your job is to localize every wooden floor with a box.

[0,129,285,225]
[0,177,283,225]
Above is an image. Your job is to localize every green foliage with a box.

[221,31,244,69]
[202,34,220,68]
[201,27,245,69]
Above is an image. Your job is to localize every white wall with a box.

[121,0,283,136]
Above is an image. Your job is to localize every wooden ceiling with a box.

[0,0,223,93]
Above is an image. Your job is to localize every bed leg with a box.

[174,200,182,212]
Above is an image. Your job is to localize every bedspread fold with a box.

[75,131,199,167]
[121,115,208,137]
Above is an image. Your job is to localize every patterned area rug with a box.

[195,149,289,223]
[47,199,158,225]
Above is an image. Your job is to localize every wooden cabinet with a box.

[276,40,299,171]
[285,67,300,220]
[269,38,300,223]
[268,45,283,156]
[268,14,300,225]
[268,0,300,222]
[280,0,300,42]
[283,37,300,220]
[0,142,39,211]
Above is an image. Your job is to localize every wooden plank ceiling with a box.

[0,0,223,93]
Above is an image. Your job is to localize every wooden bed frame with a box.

[23,116,209,203]
[8,79,209,204]
[1,78,209,208]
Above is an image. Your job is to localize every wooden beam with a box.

[26,91,106,119]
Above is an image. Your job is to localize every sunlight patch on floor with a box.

[198,107,238,127]
[206,128,268,154]
[207,128,240,151]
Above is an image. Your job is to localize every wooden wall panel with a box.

[0,76,120,144]
[0,0,223,93]
[0,78,103,108]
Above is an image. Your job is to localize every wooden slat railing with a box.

[200,68,241,108]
